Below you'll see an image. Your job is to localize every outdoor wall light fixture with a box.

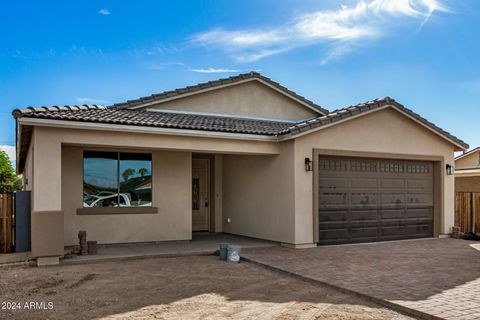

[305,157,313,172]
[446,164,454,175]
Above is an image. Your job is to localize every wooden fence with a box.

[0,193,14,253]
[455,192,480,233]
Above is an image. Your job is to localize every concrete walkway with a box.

[242,238,480,320]
[63,233,277,265]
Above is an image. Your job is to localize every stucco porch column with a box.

[31,129,64,266]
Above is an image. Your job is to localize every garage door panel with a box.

[319,177,347,189]
[319,210,347,222]
[320,228,349,240]
[380,178,405,189]
[319,193,347,206]
[379,209,407,220]
[350,193,377,205]
[348,209,378,221]
[320,227,378,243]
[405,224,432,236]
[349,227,378,239]
[407,193,432,205]
[407,179,431,190]
[379,193,405,205]
[351,178,377,189]
[380,225,408,236]
[319,222,347,232]
[405,207,433,219]
[319,159,348,172]
[318,156,434,245]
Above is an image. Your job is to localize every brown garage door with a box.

[318,156,434,245]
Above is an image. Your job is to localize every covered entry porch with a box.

[63,233,277,264]
[26,125,289,264]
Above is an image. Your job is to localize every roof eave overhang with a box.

[455,147,480,160]
[455,169,480,177]
[16,121,33,175]
[17,117,280,142]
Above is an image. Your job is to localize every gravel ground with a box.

[0,256,415,320]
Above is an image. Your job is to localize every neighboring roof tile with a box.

[111,71,329,115]
[12,97,469,150]
[455,146,480,160]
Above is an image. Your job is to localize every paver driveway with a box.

[242,238,480,320]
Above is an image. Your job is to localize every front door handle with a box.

[205,198,209,207]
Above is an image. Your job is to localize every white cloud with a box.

[234,48,292,63]
[0,145,16,164]
[99,9,111,15]
[75,97,109,104]
[189,68,240,73]
[142,61,187,70]
[191,0,449,63]
[66,45,105,58]
[320,43,356,65]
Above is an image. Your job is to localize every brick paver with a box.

[242,238,480,320]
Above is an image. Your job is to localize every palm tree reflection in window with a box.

[122,168,135,182]
[139,167,148,177]
[83,151,152,207]
[119,153,152,207]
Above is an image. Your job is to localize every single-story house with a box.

[455,147,480,192]
[13,72,468,265]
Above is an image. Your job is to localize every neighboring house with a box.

[12,72,468,265]
[455,147,480,192]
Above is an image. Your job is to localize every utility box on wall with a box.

[14,190,31,252]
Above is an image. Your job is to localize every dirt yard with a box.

[0,256,414,320]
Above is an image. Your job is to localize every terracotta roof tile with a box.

[12,97,469,149]
[13,106,293,136]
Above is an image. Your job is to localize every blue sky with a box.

[1,0,479,162]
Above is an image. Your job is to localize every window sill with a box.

[76,207,158,215]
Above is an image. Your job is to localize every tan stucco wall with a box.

[214,154,223,233]
[62,146,192,246]
[32,128,62,212]
[294,107,456,244]
[146,80,318,121]
[31,211,64,257]
[38,126,280,155]
[456,151,480,169]
[29,125,278,248]
[222,140,295,243]
[456,176,480,192]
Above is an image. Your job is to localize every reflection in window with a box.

[83,151,152,208]
[120,153,152,207]
[83,151,118,207]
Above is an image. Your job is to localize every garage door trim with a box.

[312,149,444,243]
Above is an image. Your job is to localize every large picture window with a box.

[83,151,152,208]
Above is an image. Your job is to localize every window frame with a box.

[82,150,153,210]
